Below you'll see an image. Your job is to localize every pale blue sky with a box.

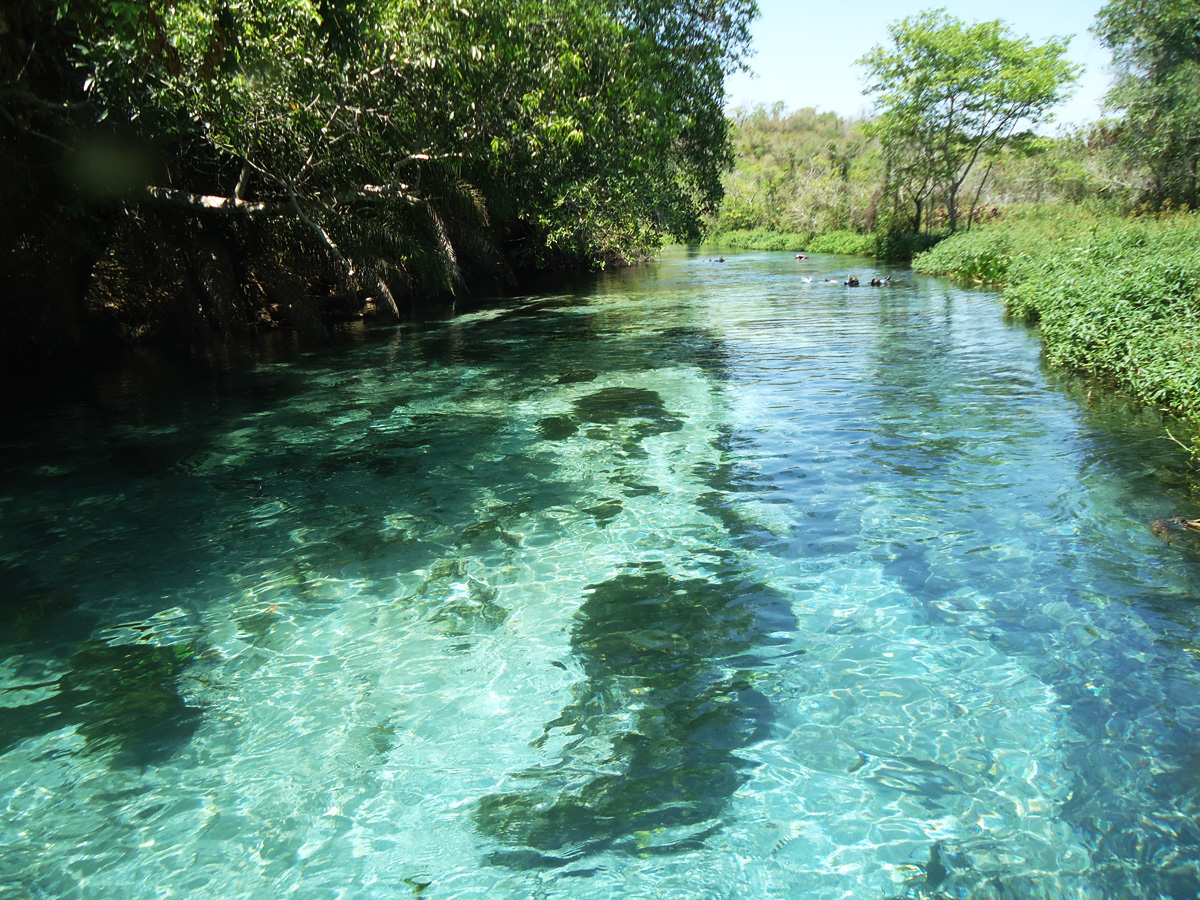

[725,0,1113,128]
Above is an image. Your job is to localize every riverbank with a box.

[705,228,877,257]
[913,205,1200,450]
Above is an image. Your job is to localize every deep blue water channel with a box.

[2,249,1200,899]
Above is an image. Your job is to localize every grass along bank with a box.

[914,206,1200,444]
[706,228,877,257]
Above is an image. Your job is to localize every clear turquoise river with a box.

[2,249,1199,899]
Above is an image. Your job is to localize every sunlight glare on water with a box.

[2,248,1199,900]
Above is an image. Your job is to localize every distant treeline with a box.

[710,1,1200,261]
[708,105,1137,258]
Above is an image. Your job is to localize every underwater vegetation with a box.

[0,640,200,768]
[476,562,791,866]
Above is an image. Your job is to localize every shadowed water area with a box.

[2,248,1199,899]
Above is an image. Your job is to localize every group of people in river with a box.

[709,254,892,288]
[794,252,890,286]
[795,273,891,286]
[797,253,890,287]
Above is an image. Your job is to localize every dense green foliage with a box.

[1,0,755,354]
[713,105,880,241]
[705,228,810,252]
[704,227,876,256]
[915,207,1200,428]
[910,204,1104,282]
[1096,0,1200,208]
[859,10,1079,234]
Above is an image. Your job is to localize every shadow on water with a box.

[0,640,201,769]
[475,561,788,867]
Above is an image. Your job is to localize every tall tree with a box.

[859,9,1078,232]
[1095,0,1200,207]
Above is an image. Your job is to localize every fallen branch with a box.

[142,185,277,214]
[142,183,424,214]
[289,189,356,285]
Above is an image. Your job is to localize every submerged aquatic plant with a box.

[0,640,200,768]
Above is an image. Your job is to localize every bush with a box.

[1004,217,1200,417]
[917,207,1200,423]
[875,230,946,262]
[806,230,877,257]
[912,229,1016,282]
[705,229,813,251]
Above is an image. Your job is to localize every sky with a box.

[724,0,1114,129]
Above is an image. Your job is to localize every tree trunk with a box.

[188,237,244,333]
[967,159,996,232]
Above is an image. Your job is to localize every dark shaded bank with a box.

[0,205,515,371]
[0,220,641,395]
[2,0,757,373]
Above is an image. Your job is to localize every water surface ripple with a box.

[2,249,1199,900]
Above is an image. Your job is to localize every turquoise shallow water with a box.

[2,249,1199,899]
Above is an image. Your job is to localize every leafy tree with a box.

[1,0,756,354]
[1095,0,1200,207]
[859,9,1079,232]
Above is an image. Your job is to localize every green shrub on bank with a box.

[911,228,1017,282]
[806,230,877,257]
[1005,217,1200,418]
[912,205,1108,282]
[707,228,876,257]
[875,230,946,262]
[916,208,1200,423]
[706,229,812,251]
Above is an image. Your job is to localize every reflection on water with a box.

[1,251,1199,899]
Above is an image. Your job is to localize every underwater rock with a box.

[537,415,578,441]
[583,500,623,526]
[572,387,672,425]
[428,557,468,580]
[0,577,82,645]
[458,518,522,550]
[571,388,683,452]
[556,369,598,385]
[474,563,789,864]
[429,578,509,636]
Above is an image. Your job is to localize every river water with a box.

[2,249,1199,900]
